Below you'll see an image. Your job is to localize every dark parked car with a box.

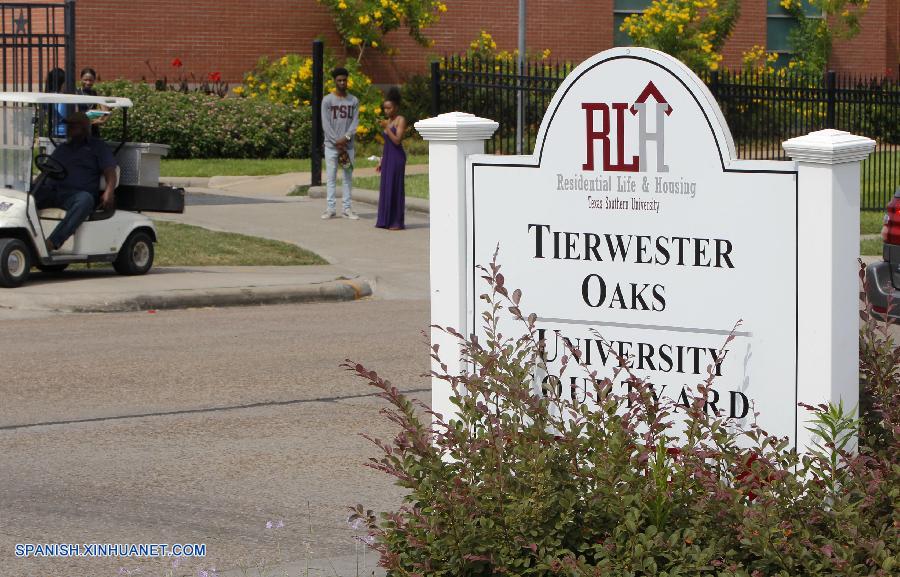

[866,187,900,319]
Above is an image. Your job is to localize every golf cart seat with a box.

[37,166,120,222]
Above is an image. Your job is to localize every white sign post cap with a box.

[415,112,499,142]
[783,129,876,164]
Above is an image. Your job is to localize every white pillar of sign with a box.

[415,112,499,421]
[783,129,875,453]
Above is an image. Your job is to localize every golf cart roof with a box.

[0,92,132,107]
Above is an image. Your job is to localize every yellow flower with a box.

[709,61,718,71]
[375,106,381,115]
[233,86,244,95]
[349,37,362,45]
[259,83,267,90]
[381,0,388,6]
[280,55,288,65]
[437,2,447,12]
[371,40,379,47]
[304,99,310,105]
[338,1,347,8]
[374,10,381,18]
[347,77,355,88]
[246,74,255,83]
[541,48,551,60]
[356,125,369,134]
[359,14,371,24]
[360,105,367,113]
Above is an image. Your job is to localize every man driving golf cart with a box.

[0,92,184,288]
[34,110,117,253]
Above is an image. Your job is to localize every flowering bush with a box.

[317,0,447,62]
[237,55,384,143]
[465,30,553,65]
[621,0,740,73]
[347,257,899,576]
[96,80,311,159]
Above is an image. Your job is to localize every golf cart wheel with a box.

[36,263,69,273]
[0,238,32,288]
[113,230,154,276]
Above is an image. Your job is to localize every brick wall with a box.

[320,0,615,83]
[830,0,897,78]
[18,0,898,84]
[72,0,341,84]
[720,0,767,71]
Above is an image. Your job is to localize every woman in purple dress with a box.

[375,88,407,230]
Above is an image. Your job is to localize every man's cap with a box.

[331,67,349,79]
[62,110,90,124]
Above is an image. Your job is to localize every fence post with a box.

[430,60,440,118]
[708,69,719,101]
[310,40,324,187]
[825,70,836,129]
[783,129,874,453]
[64,0,77,93]
[414,112,498,422]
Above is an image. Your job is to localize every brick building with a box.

[23,0,900,84]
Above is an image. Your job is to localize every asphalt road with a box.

[0,300,430,577]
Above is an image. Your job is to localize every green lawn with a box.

[861,237,883,257]
[861,211,885,235]
[153,221,325,266]
[353,173,429,199]
[75,221,325,267]
[160,155,429,178]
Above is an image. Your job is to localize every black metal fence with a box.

[432,56,900,210]
[0,1,75,93]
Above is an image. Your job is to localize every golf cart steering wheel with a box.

[35,154,67,181]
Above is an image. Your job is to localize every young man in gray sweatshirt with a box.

[321,67,360,219]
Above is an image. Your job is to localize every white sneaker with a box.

[342,210,360,220]
[321,210,336,219]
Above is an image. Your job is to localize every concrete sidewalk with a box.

[0,169,429,315]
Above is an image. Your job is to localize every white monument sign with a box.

[416,48,874,451]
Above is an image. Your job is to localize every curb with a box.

[161,176,212,188]
[64,278,373,313]
[307,185,430,214]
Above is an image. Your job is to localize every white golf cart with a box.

[0,92,182,287]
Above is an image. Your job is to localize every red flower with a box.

[171,58,183,68]
[208,71,221,83]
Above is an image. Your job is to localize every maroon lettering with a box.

[583,102,639,172]
[611,103,639,172]
[582,103,609,171]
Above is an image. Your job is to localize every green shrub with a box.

[237,54,384,143]
[347,258,899,577]
[96,80,311,159]
[399,73,433,128]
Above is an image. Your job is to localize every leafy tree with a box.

[779,0,869,76]
[318,0,447,63]
[621,0,740,72]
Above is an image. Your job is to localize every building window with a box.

[766,0,822,65]
[614,0,652,47]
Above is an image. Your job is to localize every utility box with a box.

[112,142,170,187]
[38,138,170,187]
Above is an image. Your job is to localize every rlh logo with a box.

[582,81,672,173]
